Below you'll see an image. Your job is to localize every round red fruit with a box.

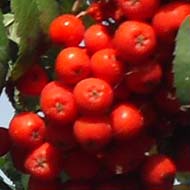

[141,154,176,189]
[55,47,91,85]
[24,142,62,180]
[90,48,125,86]
[0,127,11,156]
[9,112,46,149]
[117,0,160,21]
[113,21,156,63]
[73,116,112,152]
[49,14,85,47]
[111,103,144,141]
[16,64,49,96]
[73,77,113,114]
[40,81,77,123]
[152,1,190,43]
[84,24,112,54]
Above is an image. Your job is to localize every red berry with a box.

[141,154,176,189]
[9,112,46,149]
[73,116,112,152]
[49,14,85,47]
[55,47,91,85]
[16,64,49,96]
[90,48,125,86]
[111,103,144,141]
[0,127,11,156]
[62,149,101,180]
[152,1,190,43]
[24,142,62,180]
[84,24,112,54]
[73,77,113,114]
[28,176,62,190]
[40,81,77,123]
[125,60,162,94]
[113,21,157,63]
[117,0,160,21]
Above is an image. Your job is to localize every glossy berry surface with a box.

[111,103,144,141]
[90,48,125,86]
[84,24,112,54]
[40,81,77,123]
[49,14,85,47]
[141,154,176,189]
[55,47,91,85]
[113,21,157,63]
[24,142,62,180]
[117,0,160,21]
[73,77,113,114]
[9,112,46,149]
[73,116,112,151]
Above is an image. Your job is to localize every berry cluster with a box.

[1,0,190,189]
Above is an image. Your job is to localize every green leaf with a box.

[35,0,60,35]
[173,16,190,105]
[10,0,41,80]
[11,0,41,54]
[10,0,60,81]
[58,0,75,13]
[0,10,9,94]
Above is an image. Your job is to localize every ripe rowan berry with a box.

[111,103,144,141]
[117,0,160,21]
[16,64,49,96]
[141,154,176,189]
[73,77,113,114]
[84,24,112,54]
[9,112,46,149]
[49,14,85,47]
[0,127,11,156]
[152,1,190,43]
[113,21,157,63]
[24,142,62,180]
[90,48,125,86]
[73,116,112,152]
[40,81,77,124]
[55,47,91,85]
